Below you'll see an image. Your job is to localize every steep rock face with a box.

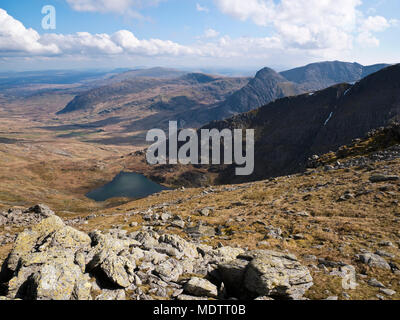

[178,62,389,126]
[206,64,400,183]
[217,68,302,116]
[183,68,302,125]
[0,214,313,300]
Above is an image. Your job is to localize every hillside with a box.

[53,61,389,144]
[179,67,302,125]
[1,124,400,300]
[202,64,400,184]
[280,61,390,91]
[52,73,250,145]
[172,62,389,126]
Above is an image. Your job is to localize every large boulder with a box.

[3,216,67,274]
[217,250,313,300]
[2,216,93,300]
[153,258,184,282]
[243,250,313,299]
[86,232,137,288]
[356,252,391,270]
[184,277,218,298]
[157,234,199,260]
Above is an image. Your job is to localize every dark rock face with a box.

[178,62,389,127]
[184,67,302,125]
[207,64,400,183]
[216,67,302,116]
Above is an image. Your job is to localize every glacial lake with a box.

[86,172,168,202]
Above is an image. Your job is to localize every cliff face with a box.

[177,62,390,127]
[206,64,400,183]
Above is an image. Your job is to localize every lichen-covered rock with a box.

[243,250,313,299]
[206,246,245,267]
[86,232,137,288]
[29,260,89,300]
[356,252,391,270]
[0,210,314,301]
[2,216,93,300]
[184,277,218,298]
[96,289,126,300]
[153,258,183,282]
[133,231,159,249]
[5,215,65,273]
[158,234,199,260]
[99,253,136,288]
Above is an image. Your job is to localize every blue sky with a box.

[0,0,399,72]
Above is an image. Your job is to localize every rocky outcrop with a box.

[356,252,391,270]
[1,215,92,300]
[0,215,313,300]
[216,250,313,300]
[0,204,55,228]
[184,277,218,298]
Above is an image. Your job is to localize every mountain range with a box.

[203,64,400,183]
[56,61,390,139]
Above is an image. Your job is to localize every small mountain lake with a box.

[86,172,168,202]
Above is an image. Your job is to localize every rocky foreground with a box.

[0,205,316,300]
[1,127,400,300]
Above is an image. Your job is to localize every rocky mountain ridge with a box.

[206,64,400,184]
[280,61,390,91]
[54,61,390,143]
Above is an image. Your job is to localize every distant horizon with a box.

[0,60,397,77]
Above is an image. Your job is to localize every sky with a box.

[0,0,399,72]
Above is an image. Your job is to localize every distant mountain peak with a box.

[254,67,285,81]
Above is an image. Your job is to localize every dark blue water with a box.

[86,172,168,202]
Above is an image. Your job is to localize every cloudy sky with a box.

[0,0,399,72]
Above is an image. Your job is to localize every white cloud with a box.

[196,3,209,13]
[41,32,124,55]
[66,0,164,18]
[0,9,197,59]
[0,4,397,68]
[360,16,390,32]
[214,0,396,53]
[214,0,275,26]
[0,9,59,56]
[204,28,220,38]
[356,16,397,47]
[357,32,380,47]
[215,0,360,50]
[111,30,196,56]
